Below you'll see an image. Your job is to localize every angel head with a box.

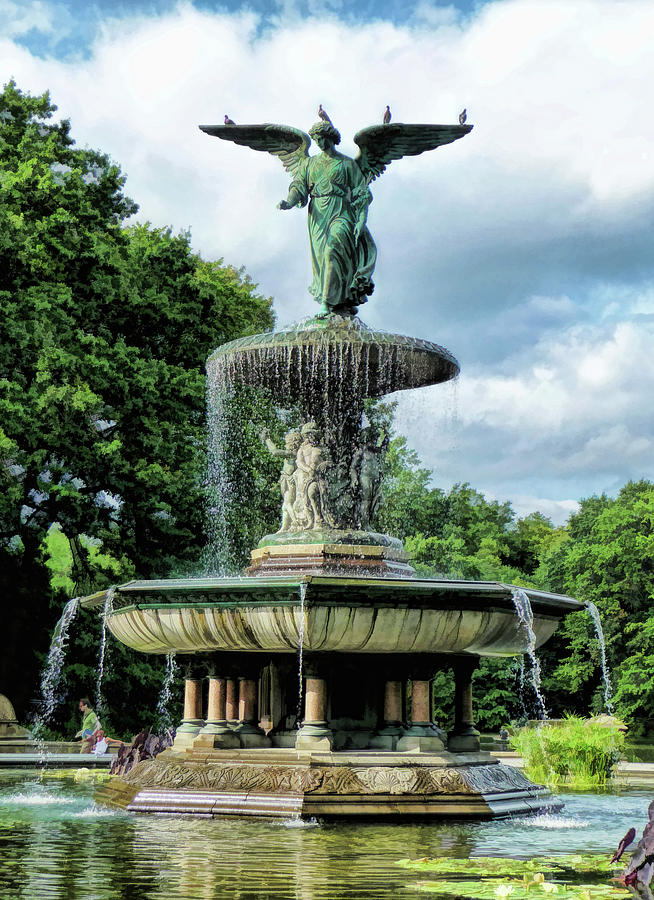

[308,120,341,149]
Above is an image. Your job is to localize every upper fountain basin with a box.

[81,576,582,657]
[206,315,459,402]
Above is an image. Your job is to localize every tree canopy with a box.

[0,81,274,726]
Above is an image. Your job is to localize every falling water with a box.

[586,601,615,714]
[95,587,115,721]
[156,653,178,731]
[296,582,307,727]
[205,376,237,575]
[32,597,80,741]
[511,588,548,720]
[515,655,529,723]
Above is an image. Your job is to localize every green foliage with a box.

[535,481,654,732]
[0,80,274,721]
[510,717,624,788]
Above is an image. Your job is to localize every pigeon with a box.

[459,108,467,125]
[383,105,391,124]
[224,115,235,125]
[318,104,332,124]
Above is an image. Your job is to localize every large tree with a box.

[535,480,654,732]
[0,81,275,722]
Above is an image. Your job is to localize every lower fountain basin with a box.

[82,576,582,657]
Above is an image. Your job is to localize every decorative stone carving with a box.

[354,767,418,795]
[459,764,540,793]
[261,427,303,532]
[123,759,324,794]
[293,422,335,530]
[350,426,389,528]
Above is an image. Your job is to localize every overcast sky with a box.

[2,0,653,525]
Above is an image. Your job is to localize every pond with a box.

[0,771,647,900]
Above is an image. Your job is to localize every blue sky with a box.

[3,0,654,524]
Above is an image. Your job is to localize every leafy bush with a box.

[510,716,624,788]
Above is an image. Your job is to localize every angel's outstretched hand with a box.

[277,199,293,210]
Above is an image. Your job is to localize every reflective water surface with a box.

[0,771,647,900]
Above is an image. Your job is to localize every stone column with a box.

[225,677,238,726]
[196,675,239,749]
[173,675,205,749]
[397,674,445,752]
[234,675,270,748]
[448,657,481,753]
[296,673,333,750]
[370,679,405,750]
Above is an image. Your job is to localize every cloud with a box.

[2,0,654,519]
[0,0,56,38]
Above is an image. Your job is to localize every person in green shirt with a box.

[75,697,101,753]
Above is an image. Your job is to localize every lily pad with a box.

[397,855,630,900]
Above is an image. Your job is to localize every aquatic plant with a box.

[397,854,629,899]
[510,716,624,787]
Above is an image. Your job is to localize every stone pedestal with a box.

[296,676,333,750]
[233,678,270,748]
[196,677,239,750]
[397,679,445,752]
[370,680,405,750]
[448,657,481,753]
[174,678,205,749]
[97,747,560,819]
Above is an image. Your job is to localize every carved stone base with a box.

[247,530,415,578]
[96,748,561,819]
[247,542,414,577]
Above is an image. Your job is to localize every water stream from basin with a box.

[156,652,178,731]
[585,601,615,714]
[297,582,307,726]
[510,588,547,720]
[32,597,80,751]
[95,587,115,720]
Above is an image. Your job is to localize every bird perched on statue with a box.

[224,115,235,125]
[459,109,467,125]
[318,104,332,124]
[383,105,391,124]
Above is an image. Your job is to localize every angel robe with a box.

[291,152,376,311]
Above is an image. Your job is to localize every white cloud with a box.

[0,0,56,38]
[2,0,654,514]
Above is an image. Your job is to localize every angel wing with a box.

[353,123,473,184]
[199,123,311,177]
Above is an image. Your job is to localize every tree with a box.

[0,81,275,721]
[536,481,654,731]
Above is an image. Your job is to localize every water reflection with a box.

[0,773,649,900]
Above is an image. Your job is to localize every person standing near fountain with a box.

[75,698,101,754]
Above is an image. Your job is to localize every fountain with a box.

[83,111,584,818]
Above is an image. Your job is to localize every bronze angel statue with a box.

[200,115,472,317]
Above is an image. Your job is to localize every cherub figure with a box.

[350,425,389,529]
[201,115,472,317]
[261,427,302,533]
[293,421,334,530]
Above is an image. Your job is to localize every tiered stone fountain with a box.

[87,114,583,818]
